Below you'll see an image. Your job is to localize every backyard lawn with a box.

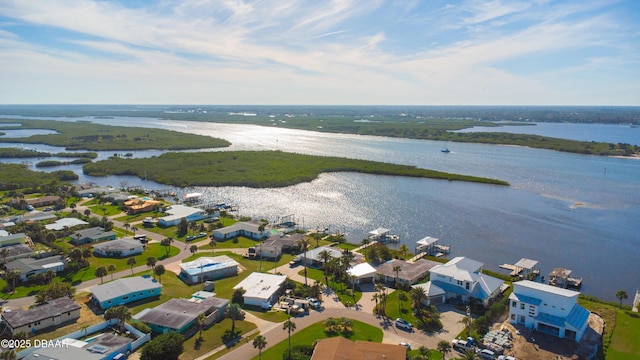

[606,309,640,360]
[180,318,257,360]
[252,319,383,360]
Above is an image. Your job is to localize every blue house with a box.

[91,276,162,310]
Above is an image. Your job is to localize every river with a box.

[1,115,639,301]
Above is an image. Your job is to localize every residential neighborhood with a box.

[0,182,634,360]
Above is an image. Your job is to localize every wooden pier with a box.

[500,258,539,279]
[415,236,450,257]
[407,251,427,263]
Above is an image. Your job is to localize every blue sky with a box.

[0,0,638,105]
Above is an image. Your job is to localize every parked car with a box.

[43,207,53,212]
[497,356,516,360]
[306,297,321,308]
[399,342,411,350]
[186,235,196,242]
[476,348,496,359]
[452,339,475,352]
[394,318,412,331]
[289,259,300,267]
[197,232,207,238]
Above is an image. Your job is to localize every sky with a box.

[0,0,638,105]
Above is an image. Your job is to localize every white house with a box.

[234,272,287,309]
[157,205,207,227]
[178,255,239,285]
[424,257,504,306]
[346,262,377,284]
[212,221,269,241]
[509,280,591,342]
[93,238,144,257]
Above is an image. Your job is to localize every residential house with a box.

[294,246,349,268]
[0,232,27,247]
[0,244,34,263]
[178,255,239,285]
[45,218,88,231]
[136,297,229,334]
[311,337,406,360]
[157,205,207,227]
[5,255,66,282]
[91,276,162,310]
[422,257,504,306]
[346,262,377,284]
[71,227,116,245]
[1,297,80,335]
[234,272,287,309]
[376,259,440,286]
[23,333,134,360]
[104,192,131,204]
[509,280,591,342]
[411,282,447,306]
[26,196,62,208]
[211,220,269,241]
[93,238,144,257]
[257,233,304,259]
[124,198,161,214]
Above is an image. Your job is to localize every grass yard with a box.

[87,203,123,217]
[126,271,203,315]
[383,290,417,325]
[199,236,259,250]
[301,268,362,306]
[606,310,640,360]
[252,319,383,360]
[180,318,257,360]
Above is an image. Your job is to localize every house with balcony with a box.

[422,256,504,306]
[509,280,590,342]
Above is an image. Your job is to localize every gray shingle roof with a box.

[2,297,80,328]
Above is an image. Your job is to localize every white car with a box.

[498,356,516,360]
[394,318,413,331]
[306,297,321,308]
[399,342,411,350]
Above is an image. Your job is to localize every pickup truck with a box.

[451,339,475,352]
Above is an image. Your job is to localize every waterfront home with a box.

[211,220,269,241]
[422,256,504,306]
[311,337,406,360]
[234,272,287,309]
[93,238,144,257]
[157,204,207,227]
[376,258,440,286]
[5,255,66,282]
[124,198,161,214]
[91,276,162,310]
[509,280,590,342]
[412,282,447,306]
[136,297,228,334]
[257,233,304,259]
[178,255,239,285]
[1,297,80,335]
[71,227,117,245]
[294,245,346,268]
[346,262,377,284]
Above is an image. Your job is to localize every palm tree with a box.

[154,264,166,283]
[209,239,217,255]
[161,237,173,255]
[283,318,296,360]
[7,269,21,291]
[375,282,387,315]
[147,256,157,278]
[409,287,427,317]
[252,335,267,360]
[393,265,402,288]
[417,346,430,360]
[0,350,17,360]
[196,313,206,339]
[224,303,245,335]
[131,226,139,236]
[95,266,107,284]
[317,249,333,285]
[123,222,130,236]
[108,264,116,281]
[459,349,480,360]
[398,244,410,259]
[190,244,198,254]
[104,305,131,332]
[127,257,137,274]
[615,289,628,308]
[436,340,451,358]
[297,237,311,286]
[0,248,9,264]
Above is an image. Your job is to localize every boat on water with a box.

[441,148,450,153]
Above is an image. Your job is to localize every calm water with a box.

[1,116,639,301]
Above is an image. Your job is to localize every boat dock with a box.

[407,251,427,263]
[548,267,582,289]
[368,228,400,244]
[415,236,450,257]
[499,258,539,279]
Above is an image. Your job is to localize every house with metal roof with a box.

[0,232,27,247]
[211,220,269,241]
[5,255,66,282]
[178,255,239,285]
[71,227,117,245]
[1,297,80,335]
[346,262,377,284]
[423,256,504,306]
[234,272,287,309]
[93,238,144,257]
[91,276,162,310]
[136,297,228,334]
[45,217,89,231]
[509,280,591,342]
[294,245,347,268]
[157,205,207,227]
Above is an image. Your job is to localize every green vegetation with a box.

[0,148,97,158]
[252,319,383,360]
[0,119,231,151]
[0,163,78,190]
[606,310,640,360]
[83,150,509,187]
[181,318,257,360]
[36,158,92,167]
